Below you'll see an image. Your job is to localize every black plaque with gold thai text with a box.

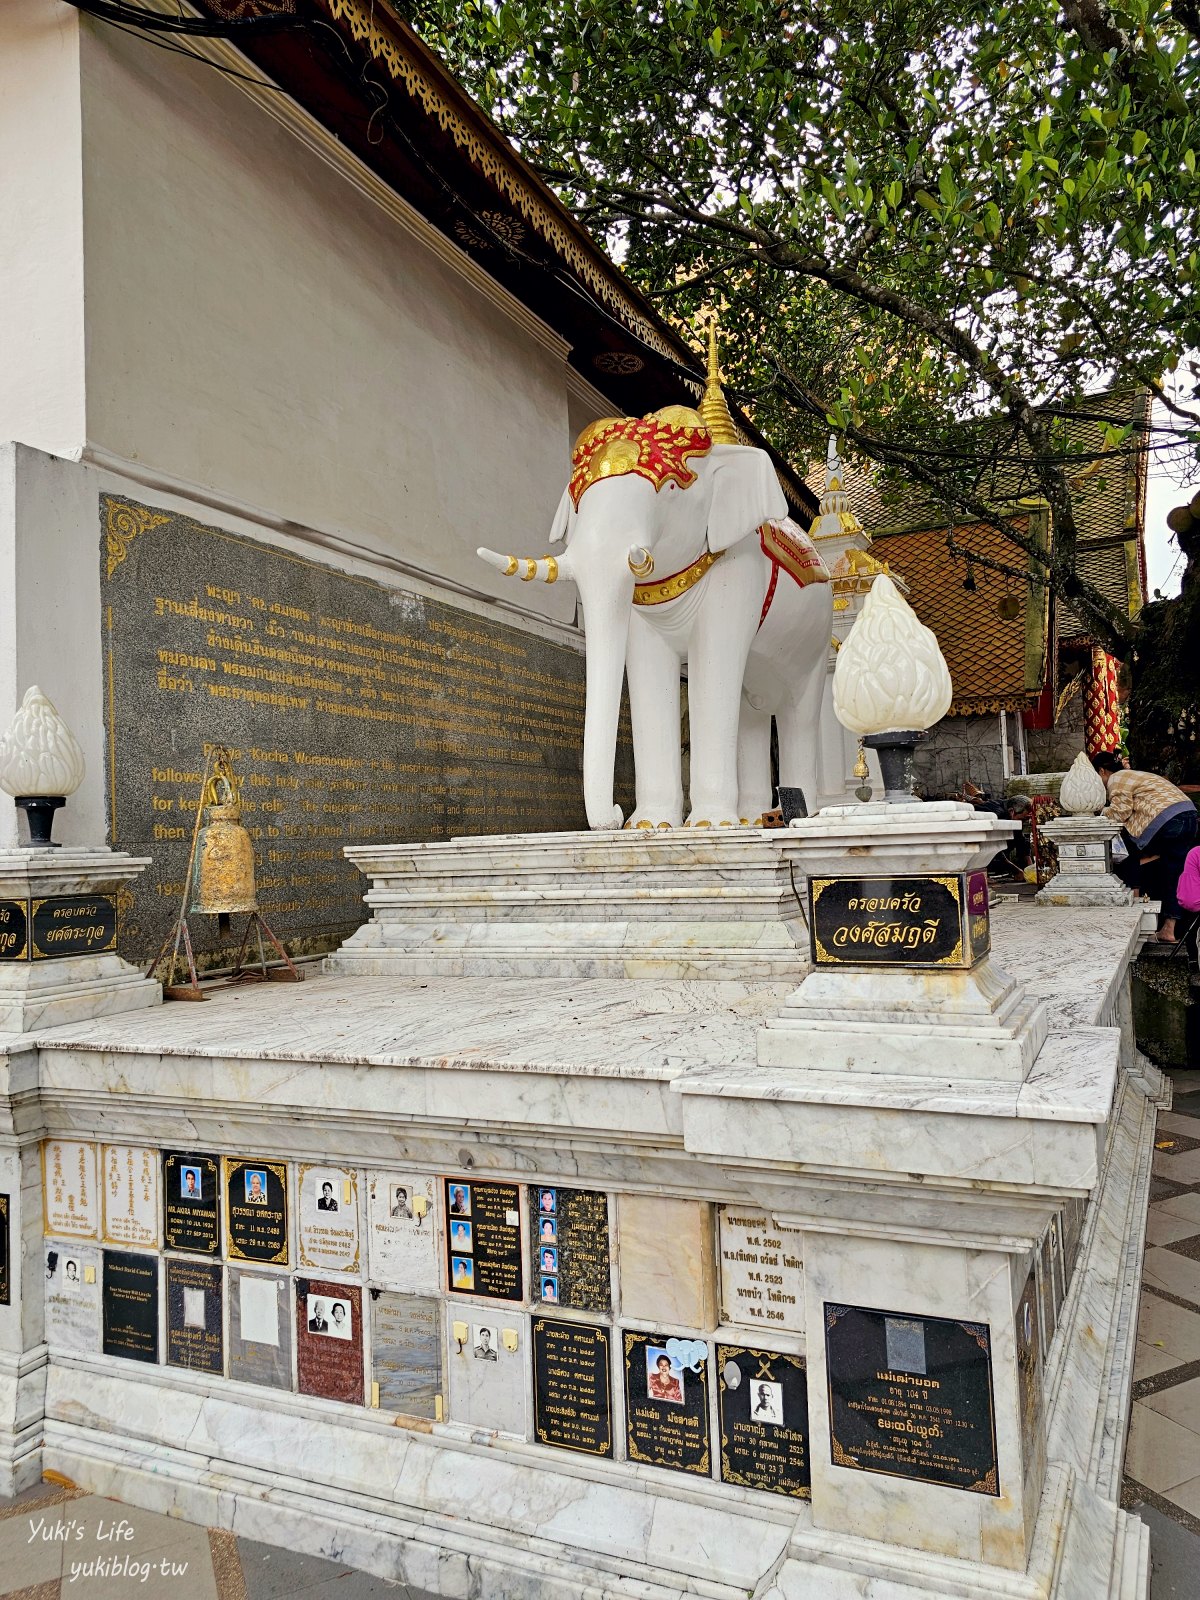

[0,901,28,961]
[809,872,989,968]
[529,1185,610,1312]
[225,1158,288,1265]
[163,1151,220,1255]
[825,1304,998,1494]
[102,1250,159,1363]
[718,1344,809,1498]
[166,1258,223,1373]
[532,1317,612,1458]
[30,896,117,960]
[444,1179,522,1302]
[623,1331,711,1476]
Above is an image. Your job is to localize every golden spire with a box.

[699,316,740,444]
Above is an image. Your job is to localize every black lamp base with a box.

[862,732,926,803]
[15,795,65,848]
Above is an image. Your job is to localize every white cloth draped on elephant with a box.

[479,405,833,831]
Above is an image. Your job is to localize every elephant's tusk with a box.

[477,548,565,583]
[628,545,654,579]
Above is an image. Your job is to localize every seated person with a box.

[1093,753,1198,942]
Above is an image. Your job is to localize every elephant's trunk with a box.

[477,547,570,585]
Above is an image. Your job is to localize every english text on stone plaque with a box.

[102,1250,160,1364]
[162,1151,221,1255]
[166,1258,223,1374]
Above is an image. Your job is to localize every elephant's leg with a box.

[686,602,757,827]
[776,658,827,818]
[626,614,683,827]
[736,703,773,823]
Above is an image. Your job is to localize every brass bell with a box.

[191,762,258,931]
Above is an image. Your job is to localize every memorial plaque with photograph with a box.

[228,1268,292,1391]
[296,1278,363,1404]
[101,496,615,968]
[166,1258,223,1374]
[718,1208,804,1332]
[528,1186,610,1313]
[224,1158,288,1264]
[826,1304,998,1495]
[623,1331,711,1476]
[45,1242,101,1353]
[447,1311,527,1435]
[163,1151,220,1255]
[444,1179,522,1302]
[371,1291,442,1418]
[102,1250,159,1364]
[367,1173,438,1292]
[0,1194,8,1305]
[42,1139,98,1240]
[718,1345,810,1498]
[532,1317,613,1458]
[1015,1267,1043,1490]
[298,1164,360,1273]
[102,1144,159,1248]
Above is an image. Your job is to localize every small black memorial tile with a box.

[102,1250,159,1364]
[623,1331,711,1477]
[532,1317,613,1458]
[717,1344,809,1498]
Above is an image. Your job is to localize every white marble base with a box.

[329,829,811,979]
[1036,817,1133,908]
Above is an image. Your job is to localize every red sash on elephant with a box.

[757,521,830,628]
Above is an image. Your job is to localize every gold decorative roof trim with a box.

[325,0,675,362]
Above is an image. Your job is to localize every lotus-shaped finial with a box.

[1058,750,1107,815]
[833,574,953,735]
[0,687,86,798]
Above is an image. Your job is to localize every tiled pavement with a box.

[6,1070,1200,1596]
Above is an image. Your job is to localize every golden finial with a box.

[699,315,740,445]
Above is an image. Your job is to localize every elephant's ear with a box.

[704,445,788,553]
[548,485,573,545]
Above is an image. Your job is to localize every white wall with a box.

[0,1,86,460]
[76,18,578,622]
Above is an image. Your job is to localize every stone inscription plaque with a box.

[717,1344,810,1498]
[0,1195,8,1306]
[42,1140,98,1240]
[371,1291,442,1418]
[163,1151,220,1255]
[298,1164,359,1273]
[367,1173,438,1292]
[809,874,989,968]
[30,896,118,960]
[296,1278,363,1404]
[228,1268,292,1390]
[166,1258,223,1374]
[718,1208,803,1332]
[1015,1267,1043,1492]
[825,1304,999,1495]
[623,1331,711,1477]
[224,1158,288,1264]
[0,900,28,960]
[445,1179,522,1302]
[102,1144,159,1248]
[532,1317,613,1458]
[101,495,624,966]
[529,1185,610,1313]
[46,1242,101,1352]
[102,1250,159,1364]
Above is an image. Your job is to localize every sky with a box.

[1145,457,1189,600]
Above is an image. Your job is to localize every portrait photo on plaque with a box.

[296,1278,363,1404]
[623,1331,711,1476]
[298,1164,360,1274]
[102,1250,160,1364]
[532,1317,613,1459]
[367,1172,437,1293]
[42,1139,98,1240]
[526,1185,610,1313]
[101,1144,160,1249]
[228,1267,292,1391]
[825,1303,999,1495]
[447,1310,527,1436]
[162,1151,220,1256]
[443,1179,523,1303]
[371,1291,442,1418]
[45,1242,101,1354]
[717,1344,810,1498]
[224,1157,288,1265]
[166,1258,223,1374]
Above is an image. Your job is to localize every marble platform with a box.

[0,895,1160,1600]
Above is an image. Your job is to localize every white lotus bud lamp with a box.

[1058,749,1107,816]
[832,574,953,801]
[0,686,86,847]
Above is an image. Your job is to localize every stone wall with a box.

[912,713,1008,800]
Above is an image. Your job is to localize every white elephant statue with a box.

[479,351,833,831]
